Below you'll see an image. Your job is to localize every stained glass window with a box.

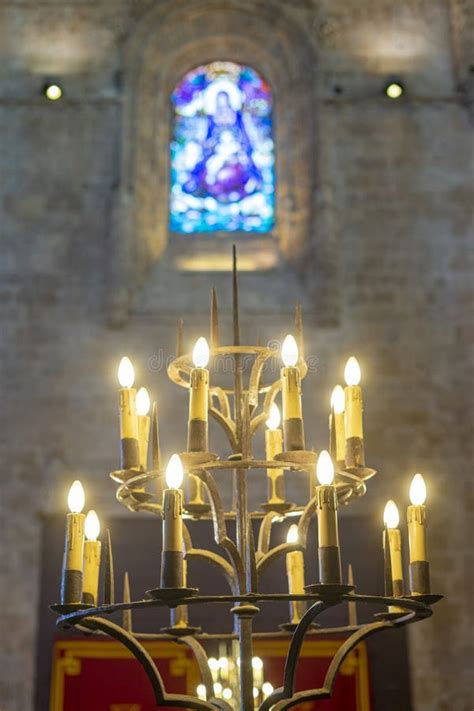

[170,61,275,234]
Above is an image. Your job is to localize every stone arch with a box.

[108,0,338,324]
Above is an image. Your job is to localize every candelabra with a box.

[51,248,441,710]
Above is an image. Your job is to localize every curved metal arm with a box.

[257,511,278,557]
[197,468,246,593]
[209,406,238,452]
[178,635,218,704]
[211,387,232,419]
[297,496,317,546]
[256,542,305,576]
[248,348,273,406]
[79,616,229,710]
[186,549,239,594]
[259,600,332,711]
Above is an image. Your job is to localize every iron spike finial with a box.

[103,529,115,605]
[176,318,184,358]
[152,401,161,471]
[122,571,132,632]
[211,287,219,349]
[295,303,305,361]
[347,563,358,626]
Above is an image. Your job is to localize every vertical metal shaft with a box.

[233,608,258,711]
[176,318,184,358]
[239,616,254,711]
[210,287,219,349]
[232,245,243,449]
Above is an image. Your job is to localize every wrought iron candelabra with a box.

[52,248,442,710]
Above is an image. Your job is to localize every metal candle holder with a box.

[51,248,441,710]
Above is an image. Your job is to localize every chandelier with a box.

[51,248,441,709]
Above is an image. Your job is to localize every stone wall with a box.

[0,1,472,710]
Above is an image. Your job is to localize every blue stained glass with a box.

[169,61,275,234]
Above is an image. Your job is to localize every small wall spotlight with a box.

[384,81,404,99]
[43,82,63,101]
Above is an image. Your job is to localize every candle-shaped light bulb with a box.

[407,473,429,594]
[61,481,86,605]
[281,334,298,367]
[262,683,274,697]
[285,522,305,623]
[82,510,102,606]
[329,385,346,464]
[266,402,281,430]
[344,356,361,386]
[286,524,299,544]
[188,338,210,456]
[331,385,345,414]
[136,387,151,471]
[281,335,304,450]
[316,450,335,486]
[197,684,207,700]
[252,656,263,671]
[409,473,427,505]
[383,499,404,602]
[192,337,210,368]
[315,450,341,584]
[208,657,219,672]
[161,454,185,588]
[136,387,151,416]
[165,454,184,489]
[85,510,100,541]
[118,356,139,470]
[118,356,135,388]
[68,480,85,514]
[265,402,285,504]
[384,500,400,529]
[343,357,364,468]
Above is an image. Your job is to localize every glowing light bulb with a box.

[218,657,228,669]
[383,500,399,529]
[266,403,281,430]
[410,473,427,506]
[136,387,151,416]
[165,454,184,489]
[316,450,334,486]
[330,385,345,414]
[223,688,233,700]
[253,687,259,699]
[344,356,361,386]
[262,682,274,697]
[118,356,135,388]
[252,656,263,671]
[85,510,100,541]
[196,684,207,700]
[386,82,403,99]
[286,524,299,544]
[68,480,85,514]
[208,657,219,672]
[213,682,223,696]
[193,337,210,368]
[281,335,298,367]
[45,83,62,101]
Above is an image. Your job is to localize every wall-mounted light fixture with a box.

[43,82,63,101]
[384,79,404,99]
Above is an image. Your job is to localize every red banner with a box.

[50,637,371,711]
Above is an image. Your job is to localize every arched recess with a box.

[107,0,338,324]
